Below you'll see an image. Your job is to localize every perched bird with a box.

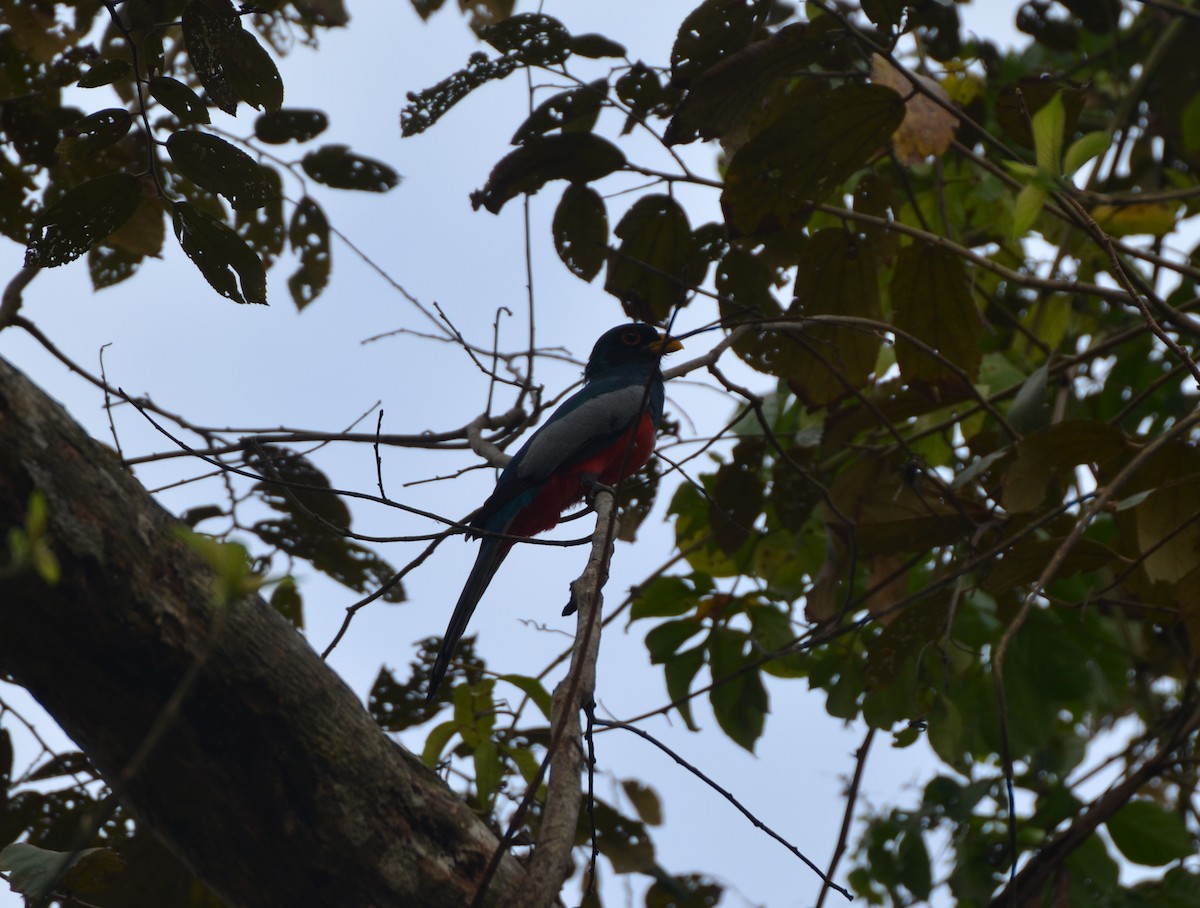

[428,323,682,697]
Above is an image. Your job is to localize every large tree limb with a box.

[0,356,524,907]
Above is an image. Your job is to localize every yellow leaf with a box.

[1092,201,1180,237]
[870,54,959,165]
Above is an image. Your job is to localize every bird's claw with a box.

[581,473,615,502]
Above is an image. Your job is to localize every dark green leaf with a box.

[621,780,663,826]
[254,108,329,144]
[471,133,624,214]
[301,144,400,192]
[401,52,518,137]
[0,843,114,900]
[604,193,692,322]
[995,78,1087,149]
[181,0,282,114]
[666,23,823,145]
[614,63,675,131]
[708,627,767,751]
[646,874,723,908]
[631,575,698,621]
[671,0,772,88]
[246,446,404,600]
[746,603,807,677]
[664,644,705,730]
[167,131,275,210]
[1001,421,1130,512]
[716,246,784,375]
[585,800,656,873]
[369,667,431,733]
[235,165,285,262]
[1107,800,1195,866]
[722,82,904,235]
[77,59,131,89]
[569,33,626,59]
[646,617,703,662]
[497,673,553,720]
[862,0,907,30]
[480,13,570,67]
[552,184,607,282]
[171,200,267,304]
[88,243,141,290]
[287,196,331,310]
[181,0,243,115]
[27,751,90,782]
[784,229,883,407]
[891,242,982,387]
[55,108,132,160]
[512,79,606,144]
[270,577,304,629]
[1136,475,1200,584]
[25,172,141,268]
[896,828,933,900]
[224,29,284,112]
[149,76,211,125]
[864,597,951,691]
[709,438,764,554]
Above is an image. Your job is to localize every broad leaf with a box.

[722,82,905,235]
[604,193,692,321]
[552,184,608,282]
[287,196,331,309]
[512,79,606,144]
[255,108,329,144]
[167,131,275,210]
[785,228,884,407]
[890,242,982,387]
[25,172,141,267]
[301,145,400,192]
[149,76,210,124]
[171,201,267,304]
[471,133,624,214]
[1107,800,1195,866]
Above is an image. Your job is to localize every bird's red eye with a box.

[621,328,641,346]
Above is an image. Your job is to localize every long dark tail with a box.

[427,535,512,699]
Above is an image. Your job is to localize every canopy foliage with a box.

[3,0,1200,906]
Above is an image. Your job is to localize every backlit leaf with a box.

[287,196,331,309]
[25,172,141,267]
[77,58,131,88]
[171,200,267,304]
[480,13,570,66]
[708,627,767,751]
[471,133,624,214]
[1107,800,1195,866]
[254,108,329,144]
[301,144,400,192]
[670,0,771,88]
[149,76,210,125]
[55,109,132,161]
[512,79,606,144]
[891,242,982,386]
[553,184,608,282]
[785,229,883,407]
[167,131,275,210]
[722,82,905,235]
[604,193,692,321]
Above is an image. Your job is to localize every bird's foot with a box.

[580,472,615,502]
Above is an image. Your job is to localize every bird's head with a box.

[583,324,683,382]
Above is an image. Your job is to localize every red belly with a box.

[509,412,657,538]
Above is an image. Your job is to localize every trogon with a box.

[428,323,682,696]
